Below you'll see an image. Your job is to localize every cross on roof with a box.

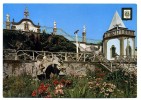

[113,23,121,30]
[24,7,29,18]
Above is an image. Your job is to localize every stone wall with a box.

[64,62,95,77]
[3,60,35,78]
[3,60,96,78]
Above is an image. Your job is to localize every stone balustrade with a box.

[104,29,134,39]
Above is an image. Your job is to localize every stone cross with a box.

[24,7,29,18]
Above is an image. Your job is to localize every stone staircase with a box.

[79,46,137,73]
[95,53,112,72]
[77,44,113,72]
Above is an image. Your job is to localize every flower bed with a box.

[3,66,137,98]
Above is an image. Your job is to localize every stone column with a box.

[53,21,57,35]
[6,22,10,29]
[82,25,86,43]
[132,38,135,57]
[120,37,124,56]
[53,28,57,35]
[82,32,86,43]
[103,39,108,58]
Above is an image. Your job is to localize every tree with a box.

[3,29,76,52]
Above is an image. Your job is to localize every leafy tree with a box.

[3,29,76,52]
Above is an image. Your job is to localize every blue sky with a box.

[3,4,137,45]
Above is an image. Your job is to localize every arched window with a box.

[110,45,116,58]
[126,45,132,56]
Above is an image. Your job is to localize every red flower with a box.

[45,83,50,88]
[32,90,37,97]
[40,83,45,88]
[53,79,59,86]
[38,88,43,94]
[60,79,66,85]
[38,83,49,94]
[42,83,49,92]
[38,82,50,93]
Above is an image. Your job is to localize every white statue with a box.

[83,25,86,32]
[6,14,10,22]
[54,20,57,28]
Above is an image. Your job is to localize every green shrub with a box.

[3,75,38,97]
[105,69,137,98]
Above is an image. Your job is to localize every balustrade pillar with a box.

[44,52,46,57]
[33,51,35,60]
[111,63,112,72]
[15,53,18,60]
[51,53,53,59]
[65,53,68,61]
[83,53,85,62]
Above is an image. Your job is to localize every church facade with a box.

[6,7,41,33]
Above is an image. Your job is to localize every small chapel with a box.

[102,11,136,60]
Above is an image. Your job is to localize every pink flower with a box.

[54,89,64,95]
[55,84,64,90]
